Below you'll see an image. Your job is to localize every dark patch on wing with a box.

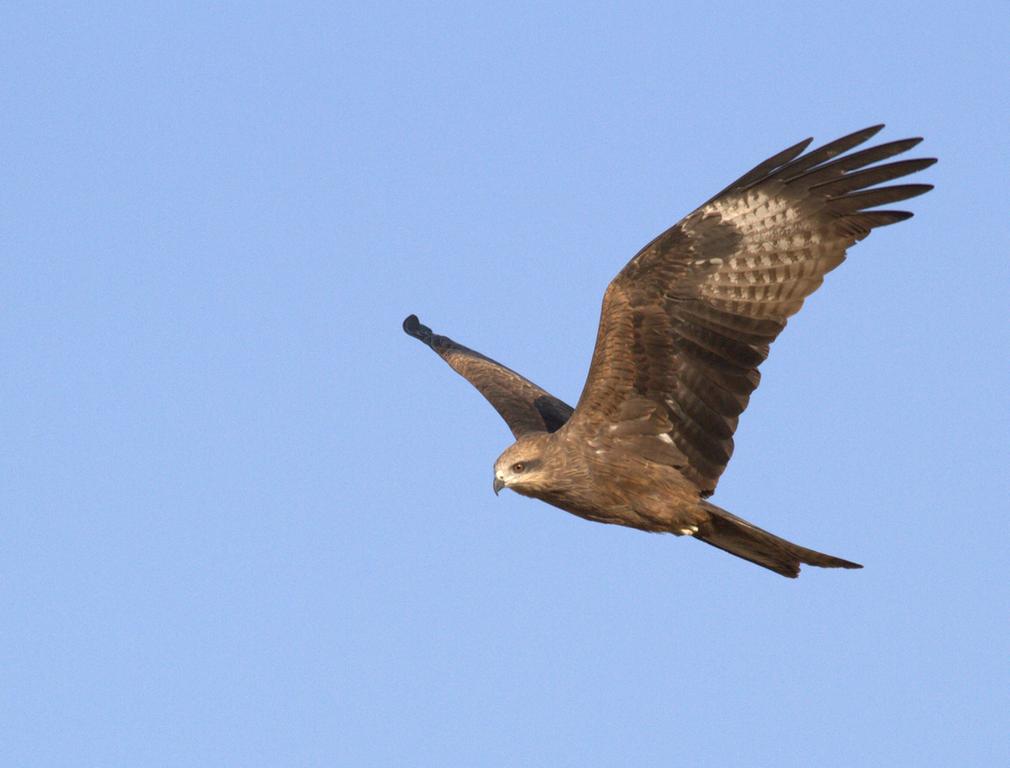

[533,395,573,432]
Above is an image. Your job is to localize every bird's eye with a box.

[512,462,525,473]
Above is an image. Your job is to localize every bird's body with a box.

[405,125,934,577]
[496,428,701,532]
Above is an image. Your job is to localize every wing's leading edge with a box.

[403,314,574,437]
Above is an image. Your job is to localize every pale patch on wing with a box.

[700,188,800,231]
[690,190,844,314]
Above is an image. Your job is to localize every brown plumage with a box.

[404,125,934,577]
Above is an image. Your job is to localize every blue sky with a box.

[3,2,1008,766]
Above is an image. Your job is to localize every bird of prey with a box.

[404,125,934,577]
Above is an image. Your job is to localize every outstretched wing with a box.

[403,314,574,437]
[567,125,935,495]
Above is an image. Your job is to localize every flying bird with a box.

[404,125,934,577]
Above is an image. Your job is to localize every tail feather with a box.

[696,502,862,578]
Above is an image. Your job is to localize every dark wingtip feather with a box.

[832,183,934,212]
[402,313,420,334]
[852,210,915,228]
[768,125,884,184]
[827,123,887,150]
[702,136,813,204]
[402,314,433,344]
[854,124,886,143]
[764,136,816,173]
[810,157,938,196]
[784,137,930,189]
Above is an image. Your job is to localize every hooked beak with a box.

[493,476,505,495]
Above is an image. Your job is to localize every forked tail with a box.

[696,501,862,578]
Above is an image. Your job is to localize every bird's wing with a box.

[566,125,935,495]
[403,314,574,437]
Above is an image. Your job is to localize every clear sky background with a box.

[3,2,1008,766]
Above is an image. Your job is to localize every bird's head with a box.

[493,433,553,496]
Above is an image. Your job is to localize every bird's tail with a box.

[695,501,862,578]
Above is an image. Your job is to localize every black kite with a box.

[404,125,934,577]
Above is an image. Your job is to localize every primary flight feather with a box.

[404,125,934,577]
